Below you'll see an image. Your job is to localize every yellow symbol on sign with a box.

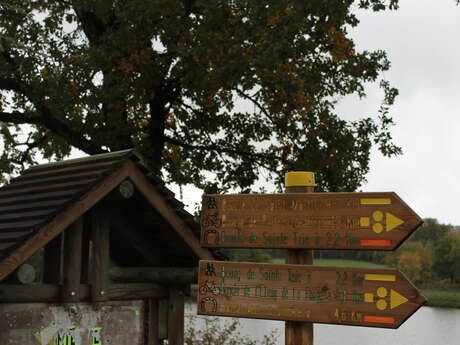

[364,293,374,302]
[364,287,389,310]
[360,211,404,233]
[364,287,408,310]
[360,217,370,227]
[386,212,404,232]
[360,198,391,205]
[376,299,387,310]
[376,287,388,310]
[373,211,384,222]
[373,222,384,234]
[390,289,408,309]
[377,287,387,298]
[365,273,396,282]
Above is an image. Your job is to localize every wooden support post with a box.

[158,300,169,340]
[91,206,110,303]
[148,299,162,345]
[167,287,184,345]
[81,214,91,284]
[62,218,83,302]
[43,233,63,284]
[285,172,315,345]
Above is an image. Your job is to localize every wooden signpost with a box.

[201,193,422,250]
[197,260,426,329]
[197,171,426,344]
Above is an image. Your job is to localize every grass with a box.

[421,288,460,308]
[272,258,387,268]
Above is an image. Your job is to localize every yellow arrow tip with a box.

[386,212,404,232]
[391,289,408,309]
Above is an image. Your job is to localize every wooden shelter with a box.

[0,149,214,345]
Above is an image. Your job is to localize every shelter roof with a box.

[0,149,213,281]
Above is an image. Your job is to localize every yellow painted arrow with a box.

[391,289,408,309]
[386,212,404,232]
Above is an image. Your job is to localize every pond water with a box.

[185,304,460,345]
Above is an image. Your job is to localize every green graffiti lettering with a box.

[92,327,103,345]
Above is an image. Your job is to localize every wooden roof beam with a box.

[126,160,213,261]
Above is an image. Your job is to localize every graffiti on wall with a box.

[51,326,102,345]
[0,301,144,345]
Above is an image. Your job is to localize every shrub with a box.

[185,316,279,345]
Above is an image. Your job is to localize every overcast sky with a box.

[340,0,460,225]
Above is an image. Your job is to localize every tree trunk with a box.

[148,95,168,170]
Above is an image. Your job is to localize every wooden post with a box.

[43,233,63,284]
[91,206,110,303]
[62,218,83,302]
[148,299,162,345]
[285,172,315,345]
[158,299,169,340]
[80,214,91,284]
[167,287,184,345]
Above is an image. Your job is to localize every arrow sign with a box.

[201,193,422,250]
[197,260,426,329]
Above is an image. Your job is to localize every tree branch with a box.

[34,102,105,154]
[0,111,41,125]
[1,48,105,154]
[233,88,271,118]
[164,135,270,161]
[12,132,52,166]
[0,108,104,154]
[0,17,106,157]
[71,3,107,44]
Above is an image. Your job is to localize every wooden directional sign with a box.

[201,193,422,250]
[197,260,426,329]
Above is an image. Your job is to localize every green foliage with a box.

[185,316,278,345]
[433,233,460,283]
[222,248,273,263]
[314,258,387,268]
[409,218,450,245]
[384,240,433,283]
[0,0,400,190]
[383,218,460,284]
[397,251,422,282]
